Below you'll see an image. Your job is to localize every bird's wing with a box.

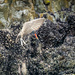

[30,18,45,31]
[20,18,45,36]
[21,22,33,35]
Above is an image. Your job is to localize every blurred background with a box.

[0,0,75,29]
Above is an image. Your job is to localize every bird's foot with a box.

[20,38,27,46]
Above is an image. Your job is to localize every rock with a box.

[0,18,75,74]
[0,0,4,3]
[0,21,5,29]
[37,20,69,48]
[0,3,10,28]
[67,14,75,36]
[64,36,75,46]
[0,6,75,75]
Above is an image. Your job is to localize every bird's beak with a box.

[34,33,38,39]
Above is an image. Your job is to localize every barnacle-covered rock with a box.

[37,20,69,48]
[67,14,75,36]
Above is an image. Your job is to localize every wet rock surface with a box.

[0,14,75,75]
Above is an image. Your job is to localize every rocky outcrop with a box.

[0,14,75,75]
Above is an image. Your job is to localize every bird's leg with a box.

[22,39,27,45]
[20,38,23,46]
[20,38,27,46]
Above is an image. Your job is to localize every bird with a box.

[16,18,45,46]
